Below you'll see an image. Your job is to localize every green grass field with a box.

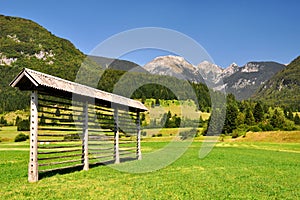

[0,130,299,199]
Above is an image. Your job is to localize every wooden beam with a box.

[28,90,38,182]
[83,101,89,170]
[136,111,142,160]
[114,108,120,164]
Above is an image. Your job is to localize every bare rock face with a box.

[143,55,285,100]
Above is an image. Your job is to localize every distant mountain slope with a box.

[144,55,205,83]
[88,55,147,73]
[143,55,285,100]
[224,62,285,100]
[253,56,300,110]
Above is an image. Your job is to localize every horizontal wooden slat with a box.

[39,104,83,113]
[39,158,83,167]
[38,153,83,160]
[89,147,114,151]
[38,128,82,132]
[38,149,81,154]
[39,164,84,173]
[38,144,82,149]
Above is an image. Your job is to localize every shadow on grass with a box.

[39,157,136,180]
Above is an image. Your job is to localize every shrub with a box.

[231,128,247,138]
[17,119,30,131]
[63,134,80,140]
[141,131,147,136]
[258,122,273,131]
[248,126,262,132]
[231,131,239,138]
[282,119,296,131]
[14,133,29,142]
[179,129,197,140]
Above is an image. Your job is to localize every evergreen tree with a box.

[223,103,238,134]
[253,102,264,122]
[287,111,294,120]
[236,112,245,127]
[294,113,300,125]
[15,116,22,126]
[270,109,285,129]
[245,108,255,126]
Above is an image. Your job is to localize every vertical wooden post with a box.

[114,108,120,164]
[136,111,142,160]
[28,90,38,182]
[83,101,89,170]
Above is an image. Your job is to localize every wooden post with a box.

[136,111,142,160]
[83,101,89,170]
[114,108,120,164]
[28,90,38,182]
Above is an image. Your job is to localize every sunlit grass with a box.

[0,141,299,199]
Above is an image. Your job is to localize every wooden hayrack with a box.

[10,68,147,182]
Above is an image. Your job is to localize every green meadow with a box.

[0,128,299,199]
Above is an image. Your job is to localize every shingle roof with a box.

[10,68,148,112]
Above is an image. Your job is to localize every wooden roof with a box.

[10,68,148,112]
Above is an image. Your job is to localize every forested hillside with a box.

[0,15,86,112]
[253,56,300,111]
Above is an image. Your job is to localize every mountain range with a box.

[144,55,286,100]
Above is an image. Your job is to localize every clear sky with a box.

[1,0,299,68]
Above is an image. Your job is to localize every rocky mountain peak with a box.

[222,62,239,77]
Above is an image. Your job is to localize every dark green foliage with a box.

[258,122,274,131]
[39,114,46,125]
[223,103,238,134]
[295,114,300,125]
[270,109,285,129]
[14,133,29,142]
[248,125,262,132]
[160,111,182,128]
[15,116,22,126]
[0,116,7,126]
[244,108,255,126]
[253,102,264,122]
[17,119,30,131]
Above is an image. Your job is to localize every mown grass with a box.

[0,140,299,199]
[0,126,25,142]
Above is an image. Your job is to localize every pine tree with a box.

[245,108,255,126]
[270,109,285,129]
[253,102,264,122]
[223,103,238,134]
[294,113,300,125]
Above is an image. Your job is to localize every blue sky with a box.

[1,0,299,68]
